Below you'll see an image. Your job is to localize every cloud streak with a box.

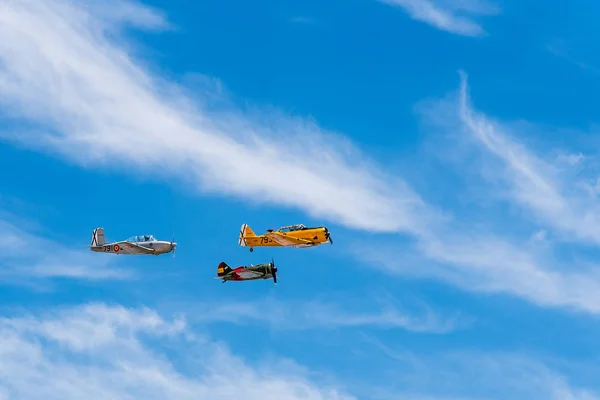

[2,302,596,400]
[0,213,132,286]
[377,0,500,36]
[0,0,434,235]
[353,72,600,316]
[361,233,600,315]
[3,0,600,320]
[457,71,600,246]
[547,43,600,77]
[180,294,467,334]
[361,336,600,400]
[0,302,355,400]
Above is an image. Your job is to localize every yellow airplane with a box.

[238,223,333,252]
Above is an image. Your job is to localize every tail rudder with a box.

[91,228,105,247]
[238,224,256,246]
[217,262,233,277]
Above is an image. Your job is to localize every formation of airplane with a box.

[88,222,333,285]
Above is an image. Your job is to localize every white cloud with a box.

[557,152,585,166]
[2,302,596,400]
[377,0,499,36]
[362,337,600,400]
[547,43,600,77]
[350,72,600,315]
[3,0,600,322]
[531,229,548,242]
[0,214,132,285]
[360,232,600,314]
[177,294,467,334]
[456,72,600,246]
[0,0,434,234]
[0,303,355,400]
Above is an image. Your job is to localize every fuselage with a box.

[222,264,273,281]
[249,227,329,248]
[90,240,175,255]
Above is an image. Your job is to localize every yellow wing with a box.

[264,232,314,247]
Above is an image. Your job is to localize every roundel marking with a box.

[113,244,120,252]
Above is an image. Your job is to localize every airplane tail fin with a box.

[238,223,256,246]
[217,262,233,277]
[91,227,105,247]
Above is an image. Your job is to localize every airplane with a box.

[237,223,333,252]
[88,227,177,256]
[215,259,279,284]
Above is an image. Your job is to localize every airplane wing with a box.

[121,242,156,254]
[265,232,314,246]
[236,269,263,279]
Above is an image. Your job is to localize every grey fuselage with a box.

[90,240,175,255]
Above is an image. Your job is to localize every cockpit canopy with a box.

[126,235,157,243]
[278,224,307,232]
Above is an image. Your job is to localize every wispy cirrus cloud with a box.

[0,302,355,400]
[547,43,600,76]
[353,72,600,315]
[175,293,468,334]
[377,0,500,36]
[2,302,596,400]
[3,0,600,320]
[456,71,600,245]
[0,213,132,286]
[364,233,600,314]
[360,336,600,400]
[0,0,434,235]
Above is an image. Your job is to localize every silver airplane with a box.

[89,227,177,256]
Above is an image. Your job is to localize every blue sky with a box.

[2,0,600,398]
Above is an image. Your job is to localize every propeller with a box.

[324,227,333,245]
[170,233,177,258]
[270,257,278,284]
